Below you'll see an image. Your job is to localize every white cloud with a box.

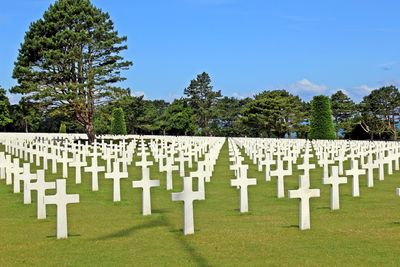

[132,91,145,98]
[355,85,374,94]
[290,79,328,94]
[6,92,21,105]
[232,92,254,99]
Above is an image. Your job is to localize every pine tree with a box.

[11,0,132,143]
[111,108,127,135]
[0,87,12,128]
[184,72,221,135]
[309,95,335,139]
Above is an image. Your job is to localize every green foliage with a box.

[59,122,67,133]
[309,95,335,139]
[11,0,132,142]
[240,90,306,138]
[210,97,250,137]
[111,108,127,135]
[159,99,196,135]
[184,72,221,135]
[0,87,12,128]
[330,90,356,138]
[357,86,400,140]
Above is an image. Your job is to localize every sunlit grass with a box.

[1,141,400,266]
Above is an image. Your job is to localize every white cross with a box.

[84,156,105,191]
[172,176,203,235]
[230,164,257,213]
[297,154,316,188]
[258,154,276,182]
[288,176,320,230]
[69,154,87,184]
[43,179,79,239]
[345,159,366,197]
[27,170,56,219]
[132,167,160,216]
[270,158,291,198]
[105,161,128,202]
[21,163,37,204]
[12,159,24,193]
[163,156,178,190]
[323,166,347,210]
[58,150,71,178]
[176,150,189,177]
[190,163,207,200]
[363,152,375,188]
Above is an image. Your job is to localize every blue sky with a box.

[1,0,400,103]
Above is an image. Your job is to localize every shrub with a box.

[309,95,335,139]
[111,107,127,135]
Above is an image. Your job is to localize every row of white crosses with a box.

[0,149,80,239]
[172,137,225,234]
[231,137,400,230]
[228,138,257,213]
[4,133,400,235]
[0,133,226,237]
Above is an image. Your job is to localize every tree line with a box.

[1,73,399,140]
[0,0,399,141]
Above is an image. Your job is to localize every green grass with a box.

[1,141,400,266]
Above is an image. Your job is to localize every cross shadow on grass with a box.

[94,212,210,267]
[46,233,81,238]
[282,224,299,229]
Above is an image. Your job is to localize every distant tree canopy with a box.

[0,87,12,128]
[11,0,132,142]
[331,90,355,137]
[240,90,306,138]
[3,82,400,140]
[184,72,221,135]
[309,95,335,140]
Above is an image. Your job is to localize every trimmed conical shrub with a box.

[309,95,335,139]
[111,107,127,135]
[59,122,67,134]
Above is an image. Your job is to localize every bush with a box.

[309,95,335,139]
[59,122,67,133]
[111,107,127,135]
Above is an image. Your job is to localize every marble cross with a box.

[172,176,203,235]
[345,159,366,197]
[230,164,257,213]
[132,166,160,216]
[163,156,179,190]
[323,166,347,210]
[288,176,320,230]
[27,170,56,219]
[105,161,128,202]
[69,154,87,184]
[270,158,290,198]
[84,155,105,191]
[21,163,37,204]
[43,179,79,239]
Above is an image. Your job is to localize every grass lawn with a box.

[1,141,400,266]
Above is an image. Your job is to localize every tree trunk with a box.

[86,123,95,144]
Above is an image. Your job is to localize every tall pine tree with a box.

[11,0,132,142]
[184,72,221,135]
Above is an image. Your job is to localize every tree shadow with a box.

[95,219,168,240]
